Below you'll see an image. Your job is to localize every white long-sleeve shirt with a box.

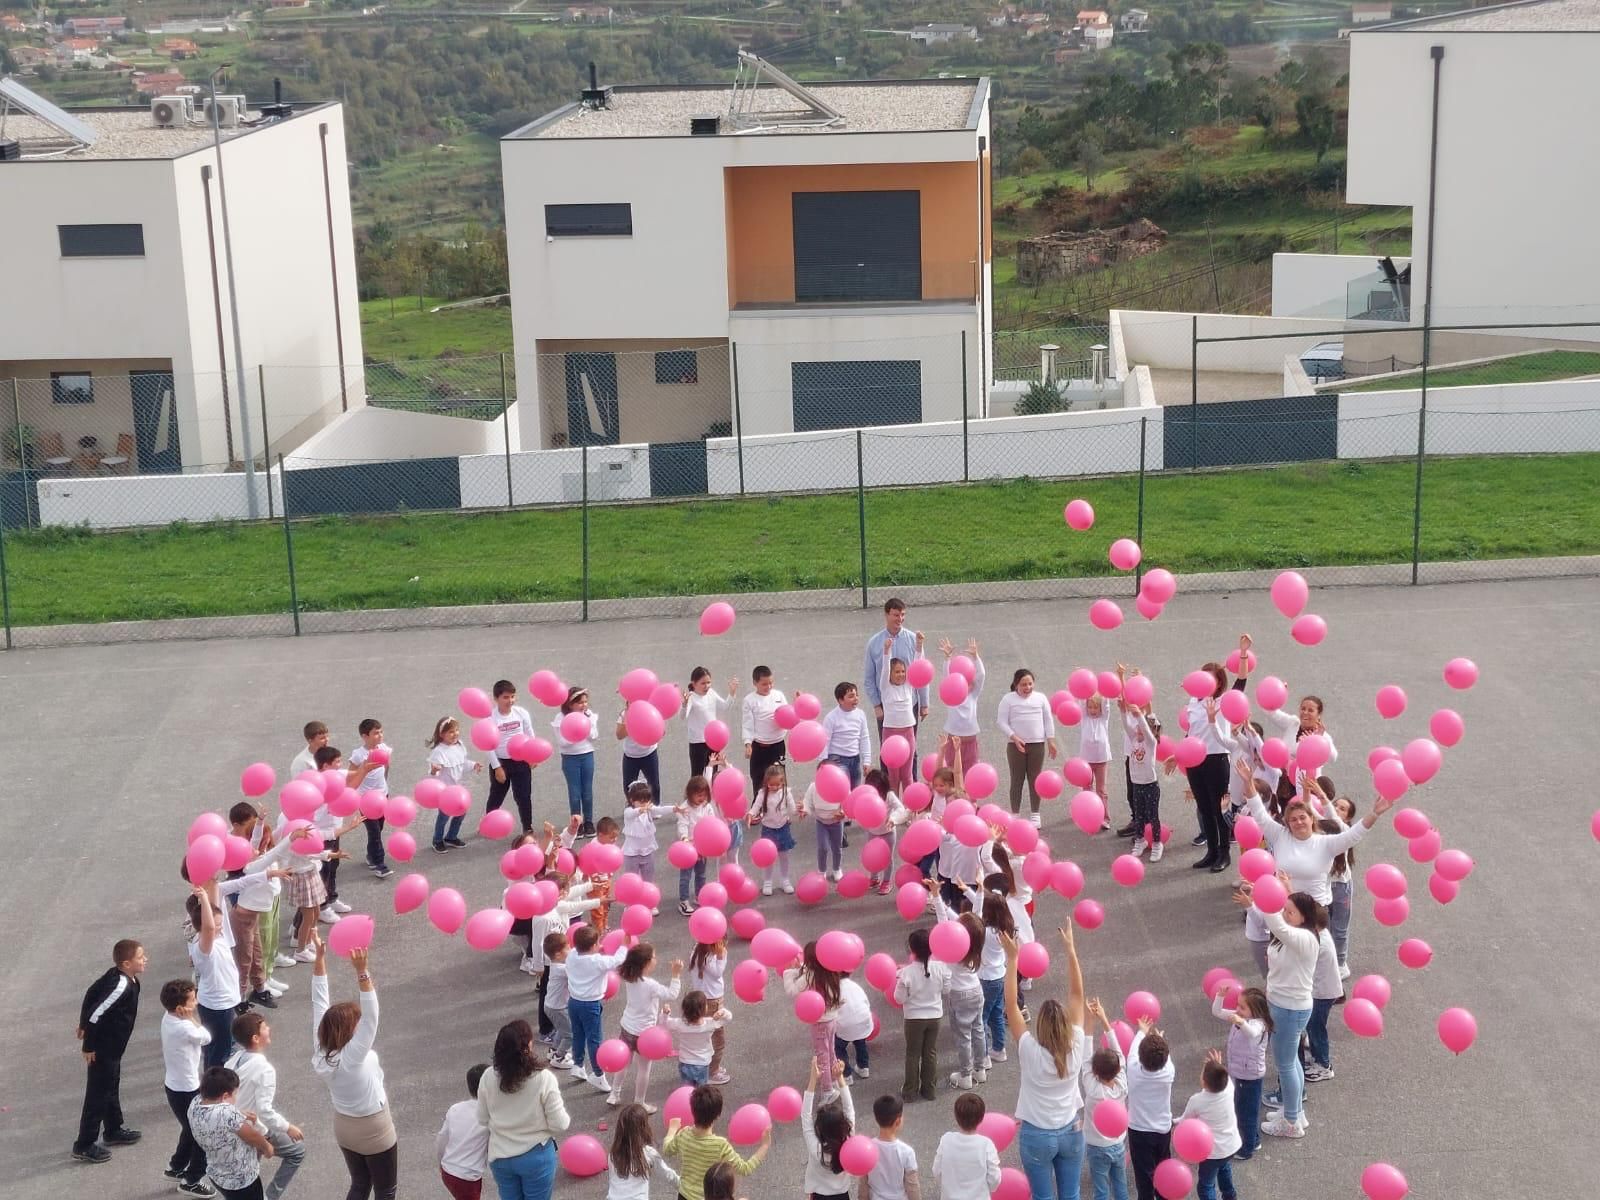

[190,918,241,1011]
[1213,992,1267,1081]
[1183,699,1234,757]
[565,947,627,1003]
[437,1098,490,1183]
[1081,1040,1128,1148]
[822,705,873,763]
[545,961,570,1010]
[741,689,787,745]
[683,689,731,745]
[864,628,928,711]
[893,960,950,1018]
[162,1012,211,1092]
[676,801,714,843]
[1180,1081,1242,1160]
[1261,910,1319,1010]
[749,786,799,830]
[997,692,1055,744]
[878,650,922,728]
[835,978,874,1042]
[220,854,280,915]
[1123,711,1159,785]
[691,951,726,1001]
[1078,704,1112,763]
[1126,1031,1175,1133]
[932,1130,1001,1200]
[1260,708,1338,767]
[943,657,986,738]
[606,1145,680,1200]
[555,710,600,756]
[622,806,665,857]
[620,974,680,1036]
[484,707,533,769]
[225,1047,292,1137]
[665,1009,732,1066]
[430,741,477,784]
[781,966,841,1020]
[802,1083,856,1198]
[1245,790,1368,905]
[311,975,387,1117]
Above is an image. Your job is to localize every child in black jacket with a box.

[73,938,148,1163]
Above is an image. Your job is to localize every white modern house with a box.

[0,88,363,476]
[501,58,993,457]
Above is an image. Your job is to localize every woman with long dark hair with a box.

[311,941,395,1200]
[1002,926,1088,1200]
[478,1018,569,1200]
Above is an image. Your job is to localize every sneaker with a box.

[588,1073,613,1094]
[651,906,660,916]
[606,1090,622,1107]
[1191,833,1207,847]
[275,953,298,969]
[178,1181,218,1198]
[569,1067,589,1086]
[433,841,449,854]
[1030,813,1042,827]
[679,900,696,916]
[1115,823,1138,838]
[1234,1148,1256,1161]
[1304,1064,1335,1082]
[709,1071,732,1085]
[264,979,289,996]
[856,1066,869,1079]
[579,821,596,839]
[103,1129,141,1145]
[330,899,352,914]
[294,946,317,963]
[519,956,539,975]
[1149,841,1164,863]
[249,990,279,1009]
[1100,818,1112,831]
[990,1049,1007,1063]
[164,1167,184,1181]
[1338,962,1351,980]
[1131,837,1148,857]
[781,882,795,894]
[371,865,394,879]
[980,1057,992,1072]
[1263,1090,1282,1108]
[762,882,773,897]
[445,838,468,849]
[318,907,341,924]
[949,1072,973,1089]
[1261,1115,1304,1139]
[877,881,892,896]
[640,1103,659,1115]
[73,1144,112,1163]
[974,1068,988,1083]
[549,1053,574,1070]
[1294,1113,1310,1133]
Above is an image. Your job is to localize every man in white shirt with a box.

[225,1013,306,1199]
[862,598,928,734]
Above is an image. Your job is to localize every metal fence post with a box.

[1190,314,1199,472]
[0,501,13,650]
[11,379,30,528]
[731,342,746,497]
[1135,416,1147,596]
[258,364,273,519]
[581,441,590,622]
[856,428,868,610]
[277,455,301,636]
[500,352,514,509]
[961,330,970,483]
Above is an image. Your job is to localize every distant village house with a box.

[907,22,979,44]
[1119,7,1149,31]
[1350,1,1393,21]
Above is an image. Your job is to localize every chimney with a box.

[1039,343,1061,384]
[581,61,612,110]
[1090,343,1108,387]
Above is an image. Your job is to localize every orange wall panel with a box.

[726,162,982,305]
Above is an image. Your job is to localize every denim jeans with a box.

[1087,1141,1129,1200]
[1268,1002,1313,1122]
[432,810,465,845]
[1018,1118,1085,1200]
[561,752,595,825]
[815,821,844,873]
[678,1062,710,1087]
[1196,1157,1235,1200]
[568,997,604,1076]
[198,1004,235,1069]
[1306,997,1336,1068]
[834,1034,870,1076]
[678,859,707,903]
[980,976,1007,1055]
[825,754,862,788]
[622,751,660,806]
[489,1140,557,1200]
[1328,880,1352,967]
[1232,1076,1262,1156]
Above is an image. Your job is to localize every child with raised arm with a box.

[609,943,682,1112]
[620,781,666,892]
[1081,998,1130,1200]
[606,1102,680,1200]
[931,1093,1001,1200]
[1212,986,1270,1160]
[1179,1052,1241,1200]
[666,991,733,1088]
[877,632,925,796]
[938,638,985,786]
[683,669,736,780]
[1125,1016,1175,1200]
[616,694,662,808]
[428,717,484,852]
[1114,669,1164,862]
[783,942,845,1097]
[565,925,628,1091]
[689,938,732,1084]
[662,1085,771,1200]
[863,1094,922,1200]
[802,1057,856,1200]
[676,775,715,916]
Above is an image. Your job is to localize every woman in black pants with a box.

[1183,662,1235,874]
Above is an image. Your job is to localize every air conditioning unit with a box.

[204,94,246,128]
[151,95,191,128]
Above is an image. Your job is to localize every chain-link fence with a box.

[3,322,1599,648]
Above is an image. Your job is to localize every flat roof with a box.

[514,78,985,140]
[0,102,335,162]
[1366,0,1600,30]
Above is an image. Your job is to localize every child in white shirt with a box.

[932,1093,1001,1200]
[1179,1053,1241,1200]
[347,718,393,877]
[800,1057,855,1200]
[159,980,212,1191]
[428,717,483,852]
[876,633,925,795]
[610,944,681,1111]
[1082,998,1130,1200]
[542,933,575,1069]
[861,769,907,895]
[748,763,802,895]
[821,682,873,787]
[664,990,733,1087]
[620,781,666,889]
[1126,1020,1175,1200]
[436,1064,491,1198]
[865,1094,922,1200]
[1080,696,1113,825]
[606,1101,680,1200]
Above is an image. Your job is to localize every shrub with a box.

[1015,380,1072,416]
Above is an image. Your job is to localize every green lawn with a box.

[4,454,1598,627]
[1340,350,1600,393]
[360,298,513,361]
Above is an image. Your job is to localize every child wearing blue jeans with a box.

[564,925,625,1088]
[427,717,483,852]
[1179,1053,1240,1200]
[1081,999,1129,1200]
[675,776,713,916]
[666,990,732,1087]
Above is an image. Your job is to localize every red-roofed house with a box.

[62,16,128,35]
[163,38,201,59]
[1,12,26,32]
[1076,9,1110,26]
[133,70,189,95]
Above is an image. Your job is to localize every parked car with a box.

[1299,340,1346,382]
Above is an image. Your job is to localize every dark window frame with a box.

[544,203,633,238]
[58,223,146,258]
[792,191,922,304]
[51,371,95,405]
[654,349,699,385]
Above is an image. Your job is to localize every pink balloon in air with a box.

[965,762,999,800]
[1070,791,1106,835]
[458,687,493,719]
[704,720,731,753]
[795,872,829,905]
[1073,899,1105,930]
[1367,745,1400,772]
[1434,848,1474,882]
[751,928,802,969]
[1408,827,1442,864]
[479,809,514,840]
[1401,738,1443,784]
[1182,669,1218,700]
[1064,498,1095,530]
[222,835,253,872]
[1233,815,1262,850]
[1290,614,1327,646]
[949,654,977,684]
[1219,689,1250,725]
[1375,685,1407,719]
[427,887,466,935]
[667,841,699,870]
[624,700,666,747]
[1437,1007,1477,1054]
[1097,671,1123,699]
[731,960,767,1004]
[184,834,226,881]
[1141,567,1177,603]
[1372,896,1410,927]
[1153,1158,1193,1200]
[189,812,230,846]
[1256,675,1289,711]
[394,873,429,914]
[788,720,827,763]
[1364,863,1407,900]
[727,1103,771,1147]
[387,831,416,863]
[1124,990,1161,1024]
[1373,758,1411,801]
[1109,538,1142,571]
[1092,1099,1129,1140]
[1089,599,1123,630]
[730,907,765,941]
[929,921,971,964]
[596,1039,632,1074]
[840,1135,880,1177]
[1055,699,1084,727]
[938,673,970,707]
[528,669,567,707]
[1201,967,1233,1000]
[699,600,736,636]
[1111,855,1145,887]
[767,1086,803,1123]
[618,668,658,702]
[637,1025,674,1060]
[1270,570,1309,618]
[1442,657,1478,690]
[1051,861,1086,900]
[466,908,514,951]
[1172,1117,1213,1163]
[1297,733,1332,772]
[1123,675,1155,707]
[1135,594,1165,621]
[1361,1162,1410,1200]
[693,817,732,859]
[1017,942,1050,979]
[1351,974,1393,1009]
[1343,997,1384,1038]
[1238,848,1276,883]
[1427,872,1460,905]
[1064,758,1093,789]
[240,762,276,797]
[1430,708,1465,747]
[650,682,682,722]
[689,907,727,945]
[794,990,826,1023]
[1397,938,1433,969]
[1252,876,1287,914]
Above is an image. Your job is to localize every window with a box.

[544,203,632,237]
[58,224,145,257]
[51,372,95,405]
[791,360,922,432]
[792,192,921,303]
[654,350,698,385]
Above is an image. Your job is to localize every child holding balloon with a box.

[555,687,601,837]
[861,769,906,896]
[682,670,736,780]
[877,633,925,796]
[783,942,845,1097]
[893,928,949,1102]
[1179,1053,1241,1200]
[427,717,484,852]
[938,638,985,783]
[675,776,714,915]
[1079,695,1113,827]
[748,763,802,896]
[1081,998,1130,1200]
[801,1057,856,1200]
[610,944,682,1112]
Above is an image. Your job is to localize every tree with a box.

[1015,379,1072,416]
[1075,135,1107,192]
[1016,146,1047,175]
[1295,94,1336,163]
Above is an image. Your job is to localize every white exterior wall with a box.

[1271,253,1411,319]
[1347,28,1600,331]
[282,404,513,466]
[35,467,276,528]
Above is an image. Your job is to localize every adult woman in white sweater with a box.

[311,942,396,1200]
[996,669,1058,827]
[1239,761,1396,905]
[478,1018,570,1200]
[1256,883,1326,1141]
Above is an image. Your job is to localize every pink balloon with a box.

[767,1085,803,1123]
[466,718,496,753]
[689,906,728,944]
[558,1134,607,1177]
[1429,708,1465,748]
[1092,1099,1129,1140]
[322,913,372,957]
[523,736,555,765]
[839,1134,879,1177]
[950,814,987,849]
[704,720,731,753]
[964,762,999,800]
[727,1102,771,1146]
[1115,678,1152,712]
[1004,819,1040,856]
[746,836,779,870]
[1109,538,1142,571]
[1124,990,1161,1024]
[477,809,513,840]
[699,600,736,636]
[619,668,658,703]
[1290,613,1327,646]
[1174,736,1206,770]
[903,659,935,690]
[1351,973,1393,1010]
[437,786,471,818]
[929,920,970,964]
[1343,997,1384,1038]
[1373,895,1410,927]
[1437,1007,1476,1054]
[1153,1158,1193,1200]
[1218,689,1250,726]
[1255,675,1289,712]
[1051,860,1085,900]
[1239,847,1276,883]
[596,1038,632,1074]
[1401,738,1443,785]
[221,834,253,872]
[1172,1116,1213,1163]
[528,669,567,707]
[1110,1020,1135,1056]
[625,700,667,747]
[662,1085,695,1126]
[897,821,942,864]
[1233,814,1262,850]
[667,841,700,871]
[1375,685,1407,719]
[649,682,683,722]
[1434,848,1473,882]
[712,770,747,819]
[384,795,417,828]
[1089,599,1124,630]
[240,762,276,797]
[427,887,466,935]
[817,930,865,973]
[794,989,826,1023]
[1367,745,1399,772]
[730,907,765,940]
[1141,567,1177,603]
[1070,791,1105,835]
[1011,941,1048,979]
[774,704,799,731]
[465,907,513,951]
[937,673,970,707]
[1373,758,1411,801]
[696,881,729,909]
[1064,498,1095,530]
[1442,657,1478,690]
[581,840,624,876]
[1200,967,1234,1001]
[880,735,912,770]
[1073,899,1105,930]
[1408,827,1442,864]
[603,971,620,1001]
[1364,863,1407,900]
[694,817,732,859]
[1063,669,1093,701]
[621,904,654,937]
[1055,699,1084,727]
[1427,872,1459,905]
[1297,733,1332,772]
[1060,758,1090,790]
[1270,570,1309,618]
[732,960,768,1004]
[993,1168,1030,1200]
[1398,938,1433,969]
[531,879,560,915]
[504,881,541,920]
[1393,807,1431,839]
[413,777,444,808]
[896,882,929,922]
[751,927,802,969]
[387,831,416,863]
[559,711,591,743]
[366,747,390,767]
[978,1111,1019,1152]
[278,780,322,822]
[795,872,829,905]
[1252,876,1287,914]
[358,792,388,821]
[1135,594,1164,621]
[789,720,828,763]
[860,835,893,872]
[184,834,226,881]
[1096,671,1122,700]
[1361,1162,1410,1200]
[1111,854,1145,887]
[394,873,429,914]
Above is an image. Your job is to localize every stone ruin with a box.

[1016,219,1167,284]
